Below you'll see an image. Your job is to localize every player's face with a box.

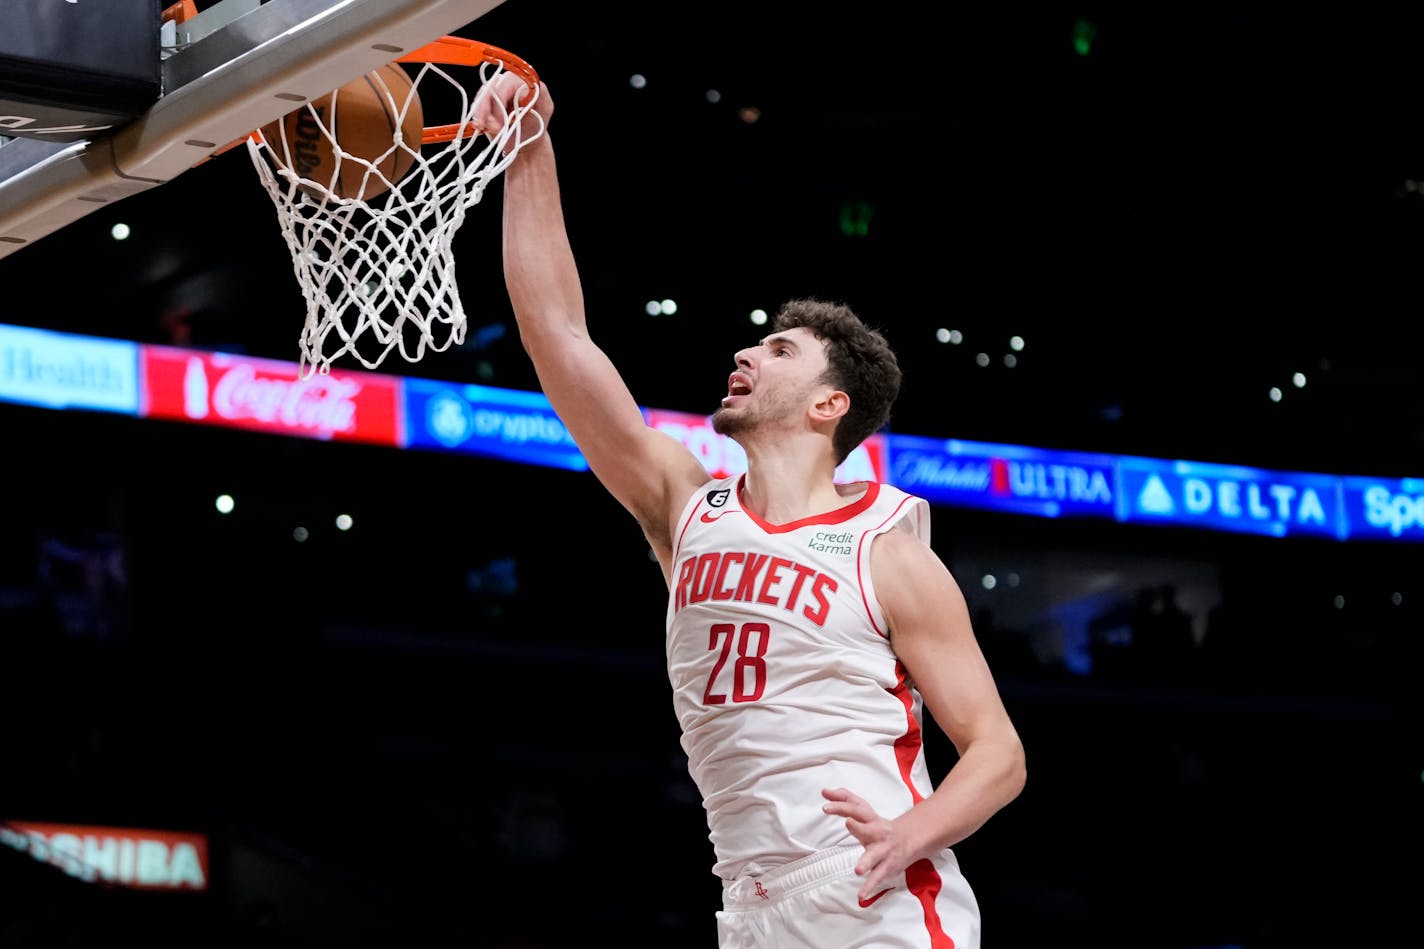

[712,327,830,437]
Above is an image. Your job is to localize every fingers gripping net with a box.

[246,41,543,378]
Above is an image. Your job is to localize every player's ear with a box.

[810,388,849,423]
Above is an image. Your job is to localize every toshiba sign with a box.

[1,821,209,891]
[139,346,402,446]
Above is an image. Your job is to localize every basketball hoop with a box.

[245,36,542,379]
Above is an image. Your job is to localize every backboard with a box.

[0,0,510,260]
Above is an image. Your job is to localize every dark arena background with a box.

[1,1,1422,947]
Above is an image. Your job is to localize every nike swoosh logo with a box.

[858,887,894,908]
[700,510,734,523]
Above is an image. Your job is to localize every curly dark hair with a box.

[771,298,902,464]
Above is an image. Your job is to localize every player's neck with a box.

[738,439,847,524]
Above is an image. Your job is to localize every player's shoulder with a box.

[870,519,931,558]
[689,472,738,502]
[669,472,738,525]
[863,480,932,538]
[869,479,922,506]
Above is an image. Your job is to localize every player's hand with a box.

[821,787,922,903]
[473,72,552,151]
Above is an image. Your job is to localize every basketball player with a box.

[480,75,1026,948]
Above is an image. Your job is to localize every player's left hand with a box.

[821,786,921,903]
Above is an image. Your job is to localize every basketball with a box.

[260,63,423,201]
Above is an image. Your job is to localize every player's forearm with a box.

[905,729,1026,856]
[501,136,587,344]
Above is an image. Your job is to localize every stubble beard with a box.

[711,404,749,439]
[713,384,810,440]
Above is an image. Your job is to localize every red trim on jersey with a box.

[673,491,712,562]
[857,493,924,639]
[889,665,926,804]
[737,476,881,533]
[906,858,956,948]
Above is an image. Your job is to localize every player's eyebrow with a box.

[759,333,800,352]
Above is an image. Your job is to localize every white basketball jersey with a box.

[666,473,936,881]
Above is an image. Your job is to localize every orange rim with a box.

[228,35,538,157]
[398,36,540,145]
[160,0,199,25]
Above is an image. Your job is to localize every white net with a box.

[246,51,543,379]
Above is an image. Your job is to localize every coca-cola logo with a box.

[210,362,360,434]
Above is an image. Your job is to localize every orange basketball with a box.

[260,63,424,201]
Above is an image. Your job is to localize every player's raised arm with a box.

[485,77,709,558]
